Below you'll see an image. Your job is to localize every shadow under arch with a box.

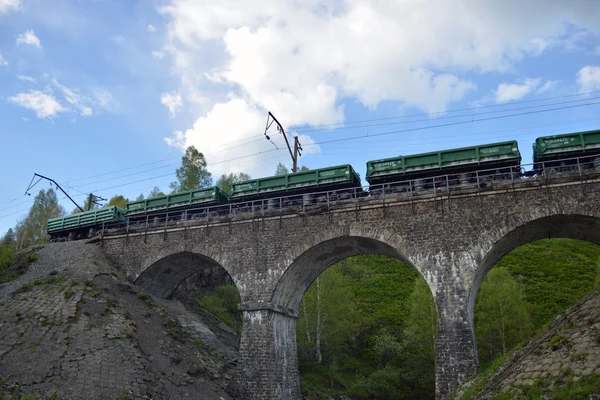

[468,214,600,338]
[271,235,430,315]
[135,251,238,299]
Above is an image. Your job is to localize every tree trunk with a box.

[315,277,323,364]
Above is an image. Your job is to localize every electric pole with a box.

[264,111,302,173]
[25,173,106,213]
[25,173,85,213]
[86,193,106,211]
[292,136,303,173]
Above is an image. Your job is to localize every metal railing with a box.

[95,154,600,240]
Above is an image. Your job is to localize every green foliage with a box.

[274,162,289,176]
[297,255,433,399]
[147,187,165,199]
[297,267,358,365]
[0,244,14,279]
[169,145,212,193]
[0,247,40,283]
[195,285,241,329]
[107,195,127,209]
[216,172,251,193]
[475,267,532,364]
[495,238,600,330]
[15,189,65,249]
[2,228,15,245]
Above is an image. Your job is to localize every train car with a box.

[125,186,229,221]
[47,206,127,241]
[366,141,521,191]
[533,129,600,174]
[229,164,362,206]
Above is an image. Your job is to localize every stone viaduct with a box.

[100,177,600,400]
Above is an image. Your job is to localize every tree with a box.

[299,166,309,171]
[169,145,212,193]
[274,162,289,176]
[475,267,532,363]
[297,267,358,365]
[216,172,251,193]
[107,195,127,209]
[147,187,165,199]
[135,193,145,201]
[15,189,65,249]
[2,228,15,245]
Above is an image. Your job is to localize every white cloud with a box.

[16,75,36,83]
[16,30,42,49]
[495,78,541,103]
[159,0,600,175]
[0,0,19,14]
[52,79,94,116]
[152,50,165,59]
[0,53,7,66]
[537,80,559,94]
[9,90,65,118]
[21,117,29,122]
[164,97,321,176]
[577,65,600,93]
[147,24,156,32]
[92,87,115,110]
[160,91,183,117]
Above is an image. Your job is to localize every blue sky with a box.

[0,0,599,235]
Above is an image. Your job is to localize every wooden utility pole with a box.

[86,193,93,211]
[292,137,299,173]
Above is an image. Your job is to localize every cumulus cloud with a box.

[160,91,183,117]
[0,0,19,14]
[152,50,165,59]
[164,97,321,176]
[16,30,41,49]
[147,24,156,32]
[16,75,36,83]
[159,0,600,175]
[495,78,541,103]
[0,53,7,66]
[9,90,64,118]
[577,65,600,92]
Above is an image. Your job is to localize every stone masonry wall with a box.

[101,178,600,399]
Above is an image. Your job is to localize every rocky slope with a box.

[0,241,237,400]
[457,289,600,399]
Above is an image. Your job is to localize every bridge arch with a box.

[135,251,239,299]
[467,213,600,357]
[271,234,430,314]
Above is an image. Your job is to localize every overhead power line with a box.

[295,95,600,134]
[303,100,600,148]
[293,89,600,132]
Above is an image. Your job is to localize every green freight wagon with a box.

[125,186,228,216]
[366,141,521,185]
[47,206,126,237]
[533,129,600,168]
[229,164,361,200]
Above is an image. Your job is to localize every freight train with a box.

[47,129,600,241]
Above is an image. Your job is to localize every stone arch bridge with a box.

[100,176,600,400]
